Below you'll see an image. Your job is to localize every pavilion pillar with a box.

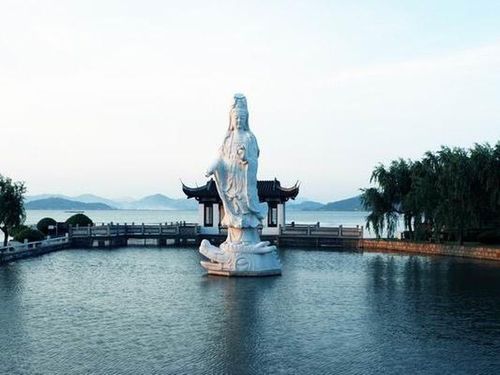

[213,203,220,232]
[198,203,204,228]
[277,203,286,230]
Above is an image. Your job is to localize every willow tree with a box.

[362,142,500,244]
[361,159,413,238]
[433,147,475,244]
[360,187,393,238]
[469,143,500,229]
[407,152,440,240]
[0,175,26,246]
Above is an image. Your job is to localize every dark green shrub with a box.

[65,214,93,227]
[13,228,45,243]
[477,229,500,245]
[10,224,30,238]
[37,217,57,235]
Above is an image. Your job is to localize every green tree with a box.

[434,147,475,244]
[361,142,499,244]
[37,217,57,235]
[361,159,413,238]
[361,187,394,238]
[469,143,500,230]
[407,153,441,241]
[13,228,45,243]
[0,175,27,246]
[65,213,93,227]
[10,224,30,239]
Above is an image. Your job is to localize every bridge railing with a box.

[68,223,363,239]
[0,235,70,255]
[281,224,363,238]
[69,223,198,238]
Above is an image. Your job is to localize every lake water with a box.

[1,247,499,374]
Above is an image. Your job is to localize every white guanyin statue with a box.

[199,94,282,276]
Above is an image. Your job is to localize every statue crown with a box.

[233,93,248,114]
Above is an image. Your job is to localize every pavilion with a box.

[182,178,299,235]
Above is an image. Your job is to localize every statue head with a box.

[229,93,249,131]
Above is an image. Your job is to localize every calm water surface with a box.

[1,248,499,374]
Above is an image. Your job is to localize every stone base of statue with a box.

[199,228,282,277]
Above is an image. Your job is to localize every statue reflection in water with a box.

[199,276,277,373]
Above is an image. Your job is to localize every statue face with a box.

[231,111,248,130]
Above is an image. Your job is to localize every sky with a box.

[1,0,499,202]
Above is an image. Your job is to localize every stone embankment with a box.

[361,239,500,261]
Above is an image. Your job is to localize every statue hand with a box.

[206,158,219,177]
[205,166,215,177]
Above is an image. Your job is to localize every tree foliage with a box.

[37,217,57,235]
[10,224,30,239]
[65,213,93,227]
[361,143,500,244]
[477,229,500,245]
[13,228,45,243]
[0,175,27,246]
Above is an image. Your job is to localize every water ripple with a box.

[1,247,499,374]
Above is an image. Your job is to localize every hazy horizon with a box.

[24,191,352,205]
[2,1,499,202]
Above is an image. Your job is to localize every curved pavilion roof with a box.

[182,178,299,203]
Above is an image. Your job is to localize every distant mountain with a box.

[320,195,364,211]
[73,194,120,208]
[25,194,120,208]
[288,200,325,211]
[124,194,197,210]
[25,195,366,211]
[24,193,198,210]
[25,198,115,210]
[24,192,365,211]
[25,194,70,202]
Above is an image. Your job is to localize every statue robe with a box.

[213,129,264,228]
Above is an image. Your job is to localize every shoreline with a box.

[3,234,500,265]
[361,239,500,262]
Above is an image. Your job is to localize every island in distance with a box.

[24,194,198,210]
[288,195,363,211]
[25,194,364,211]
[25,198,115,210]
